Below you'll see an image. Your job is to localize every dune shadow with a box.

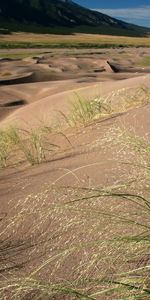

[2,99,27,107]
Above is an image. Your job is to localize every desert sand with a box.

[0,47,150,299]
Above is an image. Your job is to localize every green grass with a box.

[139,56,150,66]
[1,31,150,49]
[0,127,65,167]
[0,52,43,59]
[0,129,13,167]
[0,41,134,49]
[9,127,48,165]
[61,87,150,128]
[61,94,111,127]
[1,41,150,49]
[0,87,149,168]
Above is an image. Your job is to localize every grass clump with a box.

[62,94,111,127]
[0,126,62,167]
[0,129,13,167]
[9,127,48,165]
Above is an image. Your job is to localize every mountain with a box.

[0,0,149,36]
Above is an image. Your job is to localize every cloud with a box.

[93,6,150,20]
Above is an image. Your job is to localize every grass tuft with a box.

[61,93,111,127]
[0,129,13,167]
[0,126,67,167]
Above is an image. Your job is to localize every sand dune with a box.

[1,48,149,127]
[1,73,150,129]
[0,48,150,299]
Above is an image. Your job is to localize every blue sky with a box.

[75,0,150,27]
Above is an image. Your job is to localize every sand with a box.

[0,47,149,299]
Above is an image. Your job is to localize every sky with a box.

[74,0,150,27]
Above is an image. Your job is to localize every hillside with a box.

[0,0,149,36]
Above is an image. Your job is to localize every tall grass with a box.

[61,87,150,128]
[0,129,13,167]
[0,126,67,167]
[61,93,111,127]
[0,130,149,299]
[10,127,49,165]
[0,84,150,298]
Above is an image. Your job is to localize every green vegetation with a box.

[0,32,150,50]
[61,94,111,127]
[1,22,149,37]
[62,87,150,128]
[0,87,149,168]
[0,52,43,59]
[0,0,149,38]
[0,129,13,167]
[0,42,129,49]
[139,56,150,66]
[0,28,10,34]
[0,41,150,49]
[0,127,64,167]
[9,127,50,165]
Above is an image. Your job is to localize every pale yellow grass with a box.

[1,32,150,47]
